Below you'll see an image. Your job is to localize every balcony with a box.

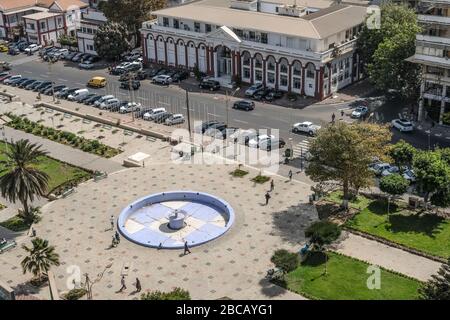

[408,53,450,68]
[418,14,450,25]
[416,34,450,45]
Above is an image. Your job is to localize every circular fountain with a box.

[168,209,187,230]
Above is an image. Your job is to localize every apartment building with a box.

[408,0,450,124]
[140,0,368,100]
[76,7,106,54]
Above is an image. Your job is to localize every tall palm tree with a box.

[21,238,60,282]
[0,139,49,223]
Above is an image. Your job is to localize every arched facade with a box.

[266,55,276,88]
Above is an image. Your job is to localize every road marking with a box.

[75,82,85,86]
[58,78,68,82]
[41,74,49,78]
[24,71,33,74]
[234,119,248,124]
[207,112,222,117]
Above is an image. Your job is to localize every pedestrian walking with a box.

[111,235,117,248]
[115,231,120,243]
[119,275,127,292]
[270,179,274,192]
[331,113,336,123]
[288,170,293,181]
[30,227,36,237]
[265,192,271,205]
[135,278,141,292]
[184,241,191,255]
[110,215,115,230]
[341,110,344,118]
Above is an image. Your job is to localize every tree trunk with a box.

[342,180,349,210]
[21,197,30,222]
[324,252,328,275]
[387,196,390,215]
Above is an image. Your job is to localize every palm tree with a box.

[21,238,60,282]
[0,139,49,223]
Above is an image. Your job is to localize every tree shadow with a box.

[387,213,444,238]
[258,278,288,298]
[271,203,319,246]
[300,251,327,268]
[367,200,401,216]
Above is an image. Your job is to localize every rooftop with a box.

[23,10,61,19]
[151,0,368,39]
[0,0,52,12]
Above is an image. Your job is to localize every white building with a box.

[140,0,368,100]
[76,7,106,54]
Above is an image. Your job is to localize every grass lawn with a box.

[285,252,421,300]
[345,200,450,259]
[325,191,372,210]
[0,142,91,193]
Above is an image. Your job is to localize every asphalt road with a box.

[3,52,450,150]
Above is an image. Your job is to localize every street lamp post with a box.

[83,263,112,300]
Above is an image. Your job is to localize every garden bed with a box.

[230,168,249,177]
[5,113,121,158]
[0,215,31,232]
[251,174,270,184]
[283,251,421,300]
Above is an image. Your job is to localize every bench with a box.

[61,187,76,198]
[94,172,108,182]
[102,124,112,130]
[0,240,17,254]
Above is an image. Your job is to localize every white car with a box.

[403,169,416,183]
[229,129,258,145]
[351,106,369,119]
[165,114,185,125]
[292,121,321,136]
[79,61,94,69]
[248,134,284,150]
[152,75,172,85]
[392,119,414,132]
[24,44,42,53]
[94,95,115,107]
[370,162,391,175]
[381,165,399,177]
[119,102,141,113]
[99,98,120,110]
[143,108,167,121]
[3,75,21,84]
[245,83,264,97]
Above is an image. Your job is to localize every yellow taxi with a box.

[87,76,107,88]
[0,45,9,52]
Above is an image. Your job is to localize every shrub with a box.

[271,249,299,273]
[0,215,31,232]
[64,288,87,300]
[230,169,249,177]
[141,287,191,300]
[251,174,270,184]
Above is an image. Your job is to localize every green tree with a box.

[412,150,450,203]
[357,4,422,99]
[389,140,416,171]
[437,147,450,167]
[0,139,49,224]
[379,173,409,214]
[270,249,299,274]
[141,287,191,300]
[99,0,165,46]
[94,22,131,61]
[306,122,392,207]
[419,257,450,300]
[21,238,60,282]
[305,221,341,275]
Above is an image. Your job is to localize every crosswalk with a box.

[292,139,311,159]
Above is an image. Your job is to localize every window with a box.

[267,72,275,84]
[173,19,179,29]
[306,67,315,78]
[293,78,301,89]
[260,33,268,44]
[57,18,62,26]
[40,22,46,30]
[255,70,263,82]
[344,70,349,79]
[255,58,262,69]
[28,23,35,30]
[249,31,256,41]
[267,61,275,71]
[280,64,288,74]
[280,75,288,87]
[338,74,343,81]
[234,29,243,37]
[87,44,94,51]
[345,58,350,68]
[205,24,211,33]
[194,22,200,32]
[163,17,169,27]
[243,68,250,79]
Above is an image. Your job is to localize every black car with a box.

[147,68,163,78]
[199,79,220,91]
[44,84,67,95]
[78,93,96,103]
[120,80,141,90]
[19,79,37,88]
[264,89,283,102]
[153,112,172,124]
[172,71,189,82]
[26,81,42,90]
[252,88,271,101]
[233,100,255,111]
[84,94,103,105]
[34,81,52,91]
[8,47,20,55]
[86,55,100,63]
[39,83,54,93]
[111,67,127,75]
[119,72,135,82]
[12,78,29,87]
[205,123,228,138]
[196,120,221,134]
[57,87,80,99]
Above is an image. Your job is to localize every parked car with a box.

[143,108,167,121]
[0,44,8,52]
[79,61,94,69]
[34,81,52,92]
[119,72,135,82]
[99,98,121,110]
[11,77,29,87]
[392,119,414,132]
[84,94,103,105]
[381,165,400,177]
[57,87,80,99]
[204,123,228,139]
[119,102,141,113]
[172,71,189,82]
[53,48,69,59]
[252,88,271,101]
[24,44,42,54]
[153,112,172,124]
[64,51,78,60]
[369,163,391,176]
[86,55,100,63]
[136,69,152,80]
[195,120,220,134]
[351,106,369,119]
[199,79,220,91]
[120,80,140,90]
[245,83,264,97]
[8,46,20,55]
[44,84,67,95]
[72,52,84,62]
[292,121,321,136]
[87,76,107,88]
[26,80,42,90]
[19,79,37,89]
[264,89,283,102]
[94,95,115,107]
[165,114,185,125]
[17,42,30,52]
[248,134,284,151]
[68,88,90,101]
[229,129,258,146]
[403,169,416,183]
[4,75,22,85]
[78,93,96,103]
[124,61,142,72]
[233,100,255,111]
[124,52,142,62]
[152,75,172,85]
[0,72,11,82]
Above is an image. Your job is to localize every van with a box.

[68,88,89,101]
[143,108,167,121]
[87,76,106,88]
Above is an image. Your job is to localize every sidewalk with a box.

[332,231,441,281]
[415,122,450,142]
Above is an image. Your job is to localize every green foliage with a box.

[64,288,87,300]
[0,214,32,232]
[437,147,450,167]
[140,287,191,300]
[419,258,450,300]
[94,22,131,60]
[443,112,450,125]
[379,174,409,197]
[251,174,270,184]
[305,221,341,250]
[412,150,450,203]
[389,140,416,169]
[271,249,299,274]
[58,34,77,47]
[306,122,391,200]
[21,238,60,281]
[357,4,422,99]
[230,169,249,177]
